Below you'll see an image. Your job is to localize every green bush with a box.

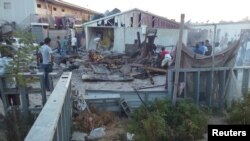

[227,94,250,124]
[127,99,208,141]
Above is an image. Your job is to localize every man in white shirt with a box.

[71,36,77,53]
[40,37,53,91]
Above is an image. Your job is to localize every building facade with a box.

[0,0,98,27]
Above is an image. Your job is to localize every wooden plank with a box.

[195,71,200,105]
[172,14,185,106]
[206,71,212,106]
[184,72,187,98]
[129,63,167,73]
[137,84,165,90]
[218,70,225,109]
[242,69,250,95]
[137,31,141,47]
[168,70,173,97]
[234,69,238,79]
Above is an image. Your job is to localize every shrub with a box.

[227,94,250,124]
[127,99,208,141]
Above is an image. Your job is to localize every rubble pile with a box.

[55,43,168,84]
[74,110,115,133]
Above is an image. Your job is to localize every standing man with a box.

[205,40,212,56]
[71,36,77,54]
[56,36,61,55]
[40,37,53,91]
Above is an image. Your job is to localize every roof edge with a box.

[83,8,179,27]
[47,0,101,14]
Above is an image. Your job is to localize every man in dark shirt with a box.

[205,40,212,56]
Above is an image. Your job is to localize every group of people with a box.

[193,40,212,56]
[55,35,78,56]
[37,34,79,91]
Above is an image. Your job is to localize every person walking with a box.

[40,37,53,91]
[71,36,77,54]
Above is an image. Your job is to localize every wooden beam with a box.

[137,32,141,47]
[242,69,250,95]
[172,14,185,106]
[129,63,167,73]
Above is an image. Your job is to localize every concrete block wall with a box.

[48,30,68,48]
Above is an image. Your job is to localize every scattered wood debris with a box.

[74,109,115,133]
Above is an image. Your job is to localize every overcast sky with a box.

[64,0,249,23]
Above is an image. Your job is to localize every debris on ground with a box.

[126,132,135,141]
[72,90,88,113]
[82,74,134,82]
[74,109,115,133]
[53,40,168,85]
[71,131,88,141]
[87,127,106,140]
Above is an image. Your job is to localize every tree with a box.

[1,30,37,141]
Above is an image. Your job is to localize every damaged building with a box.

[83,8,188,53]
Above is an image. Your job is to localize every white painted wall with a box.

[124,27,142,44]
[0,0,36,24]
[86,26,188,53]
[123,27,187,51]
[113,27,125,52]
[155,29,187,47]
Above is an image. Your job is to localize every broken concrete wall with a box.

[86,26,188,53]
